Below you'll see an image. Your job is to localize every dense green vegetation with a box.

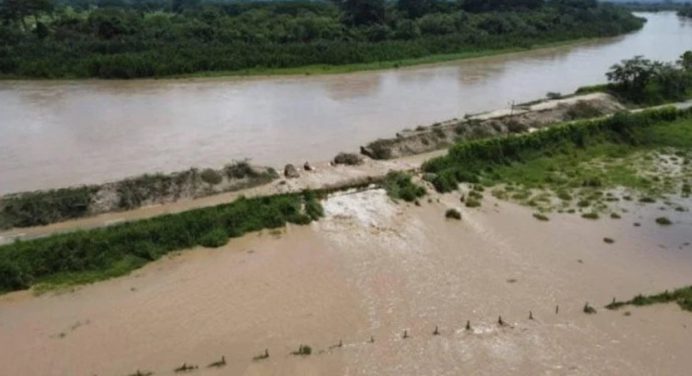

[606,1,692,13]
[382,171,426,202]
[423,107,692,194]
[0,191,322,293]
[0,0,644,78]
[679,5,692,17]
[606,286,692,312]
[577,52,692,105]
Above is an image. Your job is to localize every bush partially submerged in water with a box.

[606,286,692,312]
[445,209,462,220]
[465,198,481,208]
[655,216,672,225]
[382,172,426,202]
[292,345,312,356]
[533,213,549,221]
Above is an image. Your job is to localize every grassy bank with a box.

[168,39,595,80]
[422,107,692,214]
[0,192,322,294]
[0,37,606,81]
[606,286,692,312]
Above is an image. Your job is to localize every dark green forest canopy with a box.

[0,0,644,78]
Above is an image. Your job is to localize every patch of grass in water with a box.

[382,172,426,203]
[655,217,672,226]
[606,286,692,312]
[533,213,549,221]
[445,209,462,220]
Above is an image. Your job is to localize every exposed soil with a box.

[361,93,624,159]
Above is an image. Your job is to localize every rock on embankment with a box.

[0,162,278,230]
[361,93,624,160]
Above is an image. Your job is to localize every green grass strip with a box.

[422,107,691,193]
[0,191,322,293]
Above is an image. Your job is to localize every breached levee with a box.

[0,161,277,230]
[0,93,625,233]
[361,93,624,159]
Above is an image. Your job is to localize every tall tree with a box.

[1,0,53,29]
[397,0,435,18]
[334,0,385,25]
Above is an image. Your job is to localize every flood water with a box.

[1,12,690,194]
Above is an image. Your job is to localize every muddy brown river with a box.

[1,12,691,194]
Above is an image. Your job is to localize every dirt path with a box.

[1,189,690,375]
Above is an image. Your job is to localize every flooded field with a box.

[1,13,691,194]
[1,190,690,375]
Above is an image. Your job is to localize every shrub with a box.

[0,187,95,229]
[292,345,312,356]
[655,217,672,225]
[334,153,363,166]
[382,172,426,202]
[201,169,223,185]
[465,199,481,208]
[583,303,597,314]
[199,228,229,248]
[533,213,549,221]
[445,208,462,220]
[565,101,604,120]
[582,212,599,220]
[224,161,258,179]
[603,237,615,244]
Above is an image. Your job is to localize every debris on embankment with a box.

[361,93,624,160]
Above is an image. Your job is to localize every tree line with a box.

[0,0,644,78]
[605,52,692,104]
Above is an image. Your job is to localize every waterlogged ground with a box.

[1,189,691,375]
[486,145,692,220]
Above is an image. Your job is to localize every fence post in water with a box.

[466,320,471,331]
[529,311,534,320]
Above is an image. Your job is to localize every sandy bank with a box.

[1,189,690,375]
